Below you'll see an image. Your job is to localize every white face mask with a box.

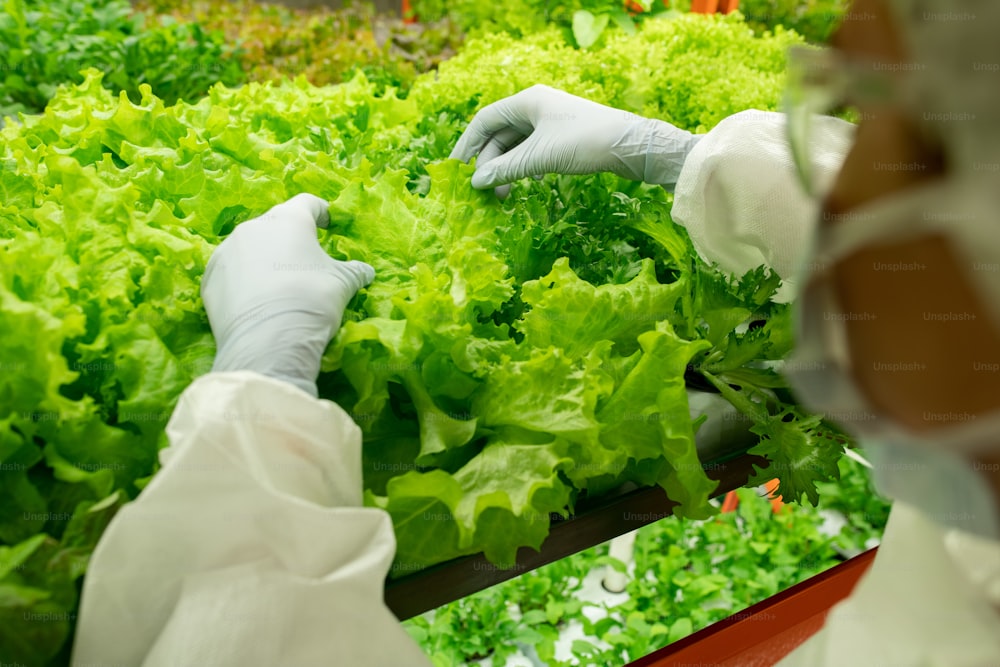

[785,176,1000,540]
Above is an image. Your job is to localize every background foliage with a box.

[139,0,465,93]
[409,0,848,45]
[738,0,850,43]
[405,455,888,666]
[0,0,244,117]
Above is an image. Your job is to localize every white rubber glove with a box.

[201,193,374,398]
[450,84,702,197]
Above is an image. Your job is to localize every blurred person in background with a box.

[72,0,1000,665]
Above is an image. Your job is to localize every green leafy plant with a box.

[0,0,244,118]
[405,462,890,666]
[569,0,675,49]
[139,0,465,94]
[737,0,850,43]
[410,0,674,48]
[816,453,892,554]
[0,14,849,663]
[410,13,802,133]
[411,0,847,47]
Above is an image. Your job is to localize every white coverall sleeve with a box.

[71,371,431,667]
[671,109,855,301]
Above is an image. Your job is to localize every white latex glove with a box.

[450,84,702,197]
[201,193,374,398]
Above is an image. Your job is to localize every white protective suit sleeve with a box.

[673,110,1000,665]
[71,371,432,667]
[671,109,855,302]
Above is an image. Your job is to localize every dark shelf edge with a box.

[384,452,768,620]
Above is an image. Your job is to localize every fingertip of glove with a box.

[347,260,376,286]
[470,168,496,190]
[287,193,330,228]
[316,206,331,229]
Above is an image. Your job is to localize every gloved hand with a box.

[201,193,374,398]
[450,84,702,197]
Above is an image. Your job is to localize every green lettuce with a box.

[0,14,846,663]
